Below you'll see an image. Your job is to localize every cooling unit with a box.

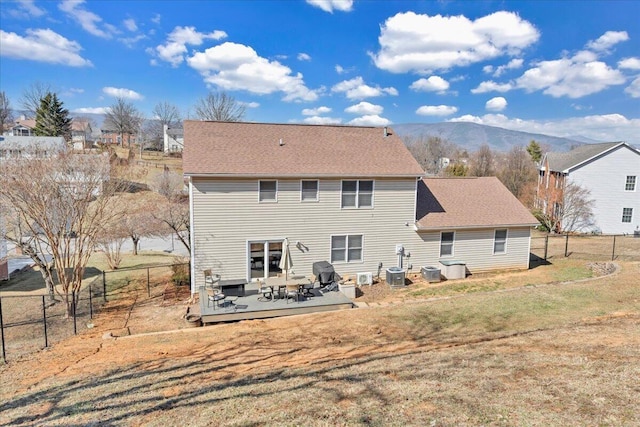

[356,272,373,286]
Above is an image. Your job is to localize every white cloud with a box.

[102,87,143,100]
[123,18,137,32]
[0,28,92,67]
[348,115,391,126]
[492,58,524,77]
[471,80,514,94]
[335,65,345,74]
[306,0,353,13]
[485,96,507,111]
[586,31,629,52]
[151,14,161,24]
[59,0,116,39]
[15,0,46,17]
[372,11,539,73]
[625,77,640,98]
[302,106,332,116]
[448,113,640,145]
[119,34,146,48]
[72,107,108,114]
[409,76,449,93]
[344,102,383,115]
[303,116,343,124]
[155,26,227,67]
[297,52,311,61]
[69,88,84,94]
[241,101,260,108]
[483,65,494,74]
[618,57,640,70]
[332,76,398,100]
[187,42,319,102]
[416,105,458,116]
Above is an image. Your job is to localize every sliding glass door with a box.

[248,240,283,280]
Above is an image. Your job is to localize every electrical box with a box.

[395,244,404,255]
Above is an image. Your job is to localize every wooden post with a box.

[612,235,617,261]
[89,283,93,320]
[72,292,77,335]
[42,295,48,348]
[564,234,569,257]
[544,235,549,260]
[0,297,6,363]
[103,270,107,302]
[147,268,151,297]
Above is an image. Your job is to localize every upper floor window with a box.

[493,229,508,254]
[301,180,318,202]
[625,176,636,191]
[341,180,373,208]
[440,231,454,257]
[259,180,277,202]
[622,208,633,223]
[331,234,363,263]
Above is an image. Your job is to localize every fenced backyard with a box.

[0,262,190,363]
[530,232,640,264]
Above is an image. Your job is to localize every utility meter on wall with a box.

[395,244,404,255]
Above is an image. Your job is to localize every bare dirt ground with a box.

[1,259,638,426]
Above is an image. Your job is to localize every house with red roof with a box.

[183,121,539,293]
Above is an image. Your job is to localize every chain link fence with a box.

[530,233,640,265]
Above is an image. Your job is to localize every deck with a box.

[198,281,354,323]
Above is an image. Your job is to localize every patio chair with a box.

[206,286,226,309]
[204,269,221,287]
[258,284,273,302]
[285,285,300,304]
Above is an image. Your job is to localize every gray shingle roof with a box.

[415,177,539,230]
[546,142,625,172]
[183,121,425,177]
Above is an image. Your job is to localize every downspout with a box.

[188,177,196,294]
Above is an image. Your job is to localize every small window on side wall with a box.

[259,180,277,202]
[301,180,318,201]
[494,229,508,254]
[622,208,633,223]
[625,176,636,191]
[440,231,454,257]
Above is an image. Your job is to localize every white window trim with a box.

[493,229,508,255]
[622,207,633,223]
[341,179,375,209]
[330,234,364,264]
[300,179,319,202]
[625,175,637,192]
[259,180,278,203]
[440,231,455,258]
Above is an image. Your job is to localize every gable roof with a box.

[183,121,424,178]
[415,177,539,230]
[13,119,36,130]
[545,142,638,173]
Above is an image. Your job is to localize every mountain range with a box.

[392,122,590,153]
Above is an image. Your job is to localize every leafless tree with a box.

[498,145,537,200]
[151,168,184,199]
[153,196,190,255]
[405,135,453,175]
[143,102,182,150]
[194,91,245,122]
[469,144,495,177]
[0,91,14,130]
[0,151,125,316]
[104,98,143,148]
[21,82,52,117]
[537,182,595,233]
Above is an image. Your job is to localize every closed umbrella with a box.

[279,238,293,281]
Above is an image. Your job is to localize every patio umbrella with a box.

[279,238,293,281]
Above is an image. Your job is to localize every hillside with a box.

[393,122,587,153]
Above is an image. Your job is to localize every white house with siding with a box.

[539,142,640,234]
[183,121,539,293]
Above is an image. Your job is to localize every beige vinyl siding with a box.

[417,227,531,273]
[191,177,424,289]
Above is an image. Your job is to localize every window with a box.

[259,180,277,202]
[331,235,363,263]
[341,180,373,208]
[494,229,508,254]
[625,176,636,191]
[301,180,318,201]
[440,232,454,257]
[622,208,633,223]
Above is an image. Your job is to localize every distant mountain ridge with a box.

[393,122,589,153]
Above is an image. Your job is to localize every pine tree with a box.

[526,140,543,164]
[34,92,72,139]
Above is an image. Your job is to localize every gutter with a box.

[185,173,425,179]
[415,222,540,231]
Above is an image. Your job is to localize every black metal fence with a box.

[530,233,640,264]
[0,262,189,363]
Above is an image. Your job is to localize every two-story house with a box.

[184,121,539,293]
[536,142,640,234]
[71,118,93,150]
[163,124,184,153]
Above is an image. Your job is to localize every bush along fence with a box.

[0,262,190,363]
[530,233,640,264]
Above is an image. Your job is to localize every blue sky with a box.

[1,0,639,144]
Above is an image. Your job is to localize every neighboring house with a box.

[163,124,184,153]
[100,123,137,146]
[536,142,640,234]
[184,121,539,293]
[71,118,93,150]
[0,135,67,160]
[4,117,36,137]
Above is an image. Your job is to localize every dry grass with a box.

[1,260,638,426]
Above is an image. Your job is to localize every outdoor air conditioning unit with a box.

[357,272,373,286]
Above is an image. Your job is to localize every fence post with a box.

[564,234,569,257]
[72,292,77,335]
[0,297,6,363]
[612,235,617,261]
[89,282,93,320]
[147,267,151,297]
[103,270,107,302]
[544,235,549,261]
[42,295,48,348]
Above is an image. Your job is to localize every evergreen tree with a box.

[526,140,543,163]
[34,92,72,139]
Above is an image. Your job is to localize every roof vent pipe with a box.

[383,126,388,137]
[279,138,284,146]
